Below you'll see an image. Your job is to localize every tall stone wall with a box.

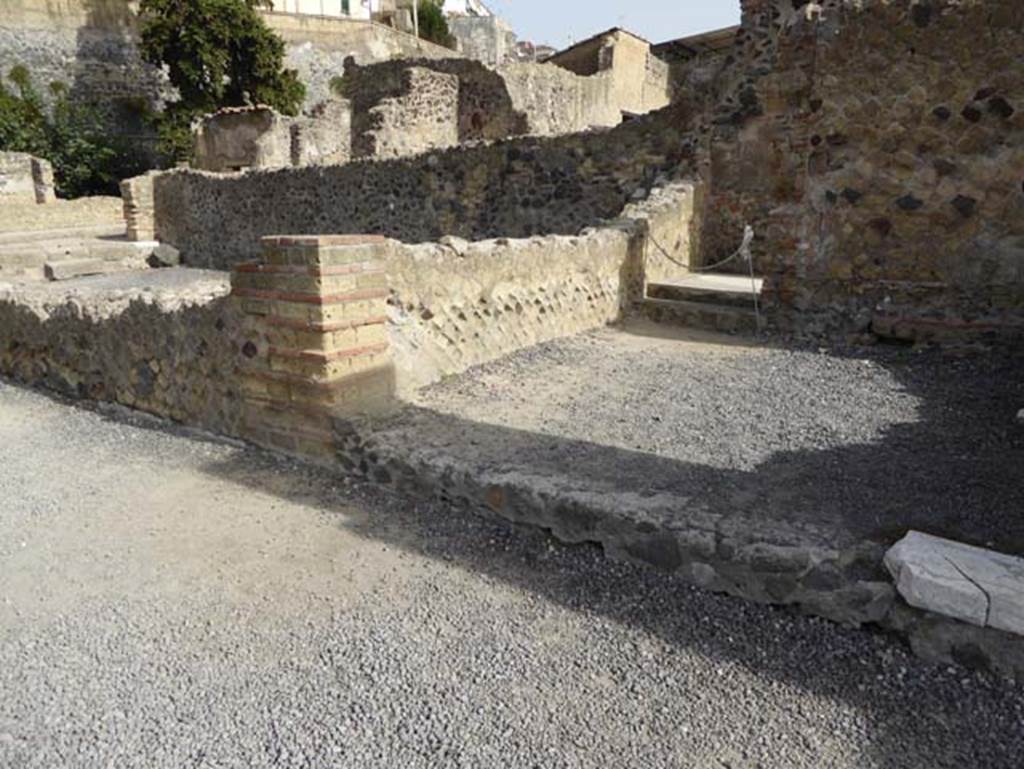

[0,2,460,120]
[148,103,692,269]
[262,11,461,108]
[0,0,166,148]
[702,0,1024,341]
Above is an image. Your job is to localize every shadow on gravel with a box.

[188,345,1024,769]
[6,339,1021,767]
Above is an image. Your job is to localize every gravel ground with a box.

[1,380,1023,768]
[410,321,1024,553]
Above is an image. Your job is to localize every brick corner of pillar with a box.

[230,234,395,460]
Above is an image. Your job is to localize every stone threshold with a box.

[334,410,1024,681]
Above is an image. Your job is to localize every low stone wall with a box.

[0,271,244,436]
[0,152,56,204]
[147,103,691,269]
[385,227,644,392]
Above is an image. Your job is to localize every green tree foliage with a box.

[139,0,305,160]
[0,68,148,199]
[417,0,456,49]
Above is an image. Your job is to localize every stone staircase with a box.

[642,273,764,335]
[0,224,157,284]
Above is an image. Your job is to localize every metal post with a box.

[412,0,419,39]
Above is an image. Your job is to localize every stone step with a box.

[0,223,125,246]
[642,297,762,335]
[647,275,763,309]
[44,258,129,282]
[0,238,154,269]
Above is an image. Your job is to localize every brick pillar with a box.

[120,173,156,241]
[231,234,394,460]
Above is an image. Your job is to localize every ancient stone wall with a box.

[547,29,671,117]
[703,0,1024,342]
[343,56,628,157]
[262,10,461,108]
[148,103,691,269]
[0,2,459,123]
[0,272,245,436]
[385,226,644,392]
[0,152,56,204]
[193,108,294,173]
[448,15,516,67]
[349,66,461,159]
[193,101,351,172]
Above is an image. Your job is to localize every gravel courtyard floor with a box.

[1,378,1023,768]
[404,321,1024,554]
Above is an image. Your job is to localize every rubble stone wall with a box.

[350,67,461,159]
[706,0,1024,341]
[343,56,628,155]
[150,104,691,270]
[0,273,245,436]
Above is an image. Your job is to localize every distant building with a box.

[651,26,739,102]
[546,28,671,115]
[270,0,373,21]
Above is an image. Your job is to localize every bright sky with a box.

[484,1,742,48]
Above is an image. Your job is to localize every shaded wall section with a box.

[704,0,1024,342]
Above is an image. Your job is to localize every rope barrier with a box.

[646,225,762,333]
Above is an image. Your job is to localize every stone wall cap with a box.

[261,235,387,247]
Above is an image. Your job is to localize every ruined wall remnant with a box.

[701,0,1024,342]
[348,65,461,159]
[0,152,56,204]
[146,103,693,269]
[192,102,351,172]
[342,55,634,161]
[448,15,516,67]
[546,28,671,117]
[264,10,461,109]
[193,107,294,173]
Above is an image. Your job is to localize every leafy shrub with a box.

[417,0,456,49]
[139,0,306,161]
[0,68,150,199]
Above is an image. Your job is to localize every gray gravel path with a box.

[410,321,1024,553]
[1,379,1023,768]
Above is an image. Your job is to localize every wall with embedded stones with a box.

[148,103,692,270]
[349,66,460,159]
[342,56,629,159]
[384,227,643,393]
[703,0,1024,342]
[0,272,245,436]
